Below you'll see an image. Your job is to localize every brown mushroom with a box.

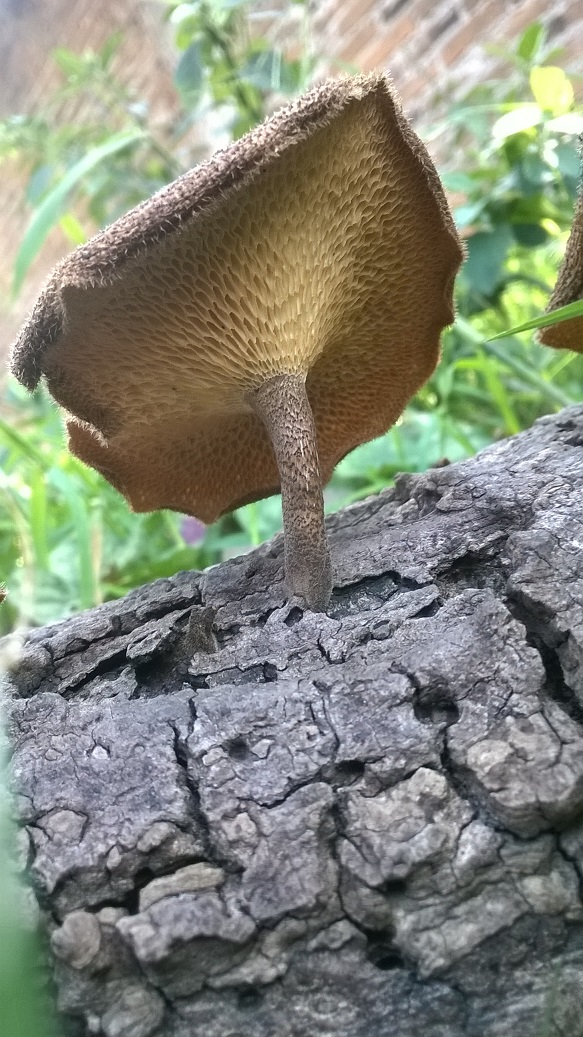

[10,74,463,612]
[539,189,583,352]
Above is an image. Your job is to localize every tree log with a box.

[4,406,583,1037]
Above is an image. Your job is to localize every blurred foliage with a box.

[0,16,582,635]
[167,0,313,137]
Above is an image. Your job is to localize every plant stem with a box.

[250,374,332,612]
[202,16,263,125]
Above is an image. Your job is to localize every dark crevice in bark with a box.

[188,662,280,688]
[170,723,241,875]
[413,686,460,727]
[236,984,265,1010]
[437,548,510,600]
[328,572,432,620]
[133,664,191,698]
[215,622,242,642]
[556,835,583,907]
[411,598,443,619]
[32,617,123,658]
[439,731,501,830]
[363,929,406,971]
[120,589,202,626]
[188,673,211,690]
[507,597,583,726]
[535,634,583,725]
[315,637,340,665]
[225,735,251,761]
[60,653,129,699]
[328,759,366,785]
[284,606,304,627]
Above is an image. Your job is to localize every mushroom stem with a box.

[250,373,332,612]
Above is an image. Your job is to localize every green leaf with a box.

[277,56,308,95]
[0,416,47,465]
[487,300,583,340]
[29,468,49,570]
[455,316,576,407]
[530,66,573,115]
[517,22,545,62]
[546,113,583,135]
[170,2,198,24]
[462,226,513,296]
[0,733,60,1037]
[26,163,54,204]
[53,47,84,78]
[174,40,204,96]
[209,0,248,9]
[492,104,542,138]
[518,154,553,191]
[512,222,548,246]
[441,171,476,194]
[240,49,282,91]
[454,199,487,229]
[48,468,97,610]
[59,212,87,245]
[13,129,144,297]
[99,31,124,69]
[555,141,581,180]
[474,348,521,434]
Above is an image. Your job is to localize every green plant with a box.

[489,298,583,339]
[437,22,581,309]
[0,381,219,632]
[166,0,313,137]
[409,22,582,436]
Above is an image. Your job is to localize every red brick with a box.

[356,14,416,68]
[411,0,454,19]
[334,0,379,38]
[337,17,384,63]
[501,0,551,40]
[397,63,440,104]
[442,1,505,66]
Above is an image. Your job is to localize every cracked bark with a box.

[3,407,583,1036]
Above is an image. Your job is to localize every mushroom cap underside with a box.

[11,74,463,523]
[539,191,583,352]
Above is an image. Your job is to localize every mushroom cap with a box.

[11,74,463,523]
[539,190,583,352]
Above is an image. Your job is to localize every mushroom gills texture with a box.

[249,374,332,612]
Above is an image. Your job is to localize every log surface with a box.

[5,406,583,1037]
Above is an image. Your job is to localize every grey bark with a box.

[4,406,583,1037]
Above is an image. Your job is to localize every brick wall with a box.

[312,0,582,123]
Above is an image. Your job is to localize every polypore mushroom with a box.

[11,74,463,612]
[539,189,583,352]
